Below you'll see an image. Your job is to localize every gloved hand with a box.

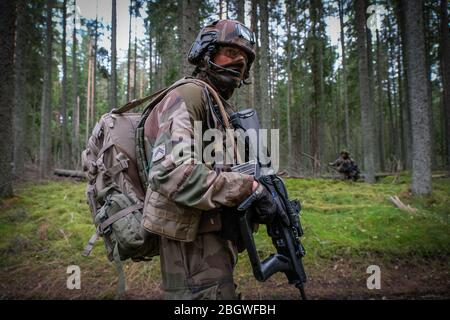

[252,183,290,225]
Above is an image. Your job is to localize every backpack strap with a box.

[81,232,98,257]
[113,243,126,297]
[97,203,143,235]
[111,86,169,115]
[183,78,232,129]
[112,77,202,115]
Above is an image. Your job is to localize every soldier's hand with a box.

[252,183,289,226]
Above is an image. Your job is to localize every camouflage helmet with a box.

[188,19,256,79]
[340,149,350,156]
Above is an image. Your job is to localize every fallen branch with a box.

[54,169,86,179]
[389,195,418,214]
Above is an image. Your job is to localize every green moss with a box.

[0,176,449,287]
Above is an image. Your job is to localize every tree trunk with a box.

[110,0,117,109]
[85,36,93,145]
[402,0,432,195]
[13,0,27,176]
[126,0,133,102]
[385,14,398,164]
[39,0,54,178]
[148,21,153,93]
[355,0,376,183]
[92,11,98,121]
[285,0,293,173]
[396,1,413,170]
[440,0,450,171]
[180,0,200,77]
[60,0,69,168]
[309,0,324,175]
[366,24,378,172]
[338,0,350,149]
[259,0,270,129]
[0,0,16,197]
[236,0,245,23]
[133,28,137,99]
[71,0,79,168]
[376,30,385,172]
[423,3,434,169]
[250,0,261,122]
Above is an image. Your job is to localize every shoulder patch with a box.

[152,144,166,163]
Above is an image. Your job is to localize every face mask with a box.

[203,57,245,99]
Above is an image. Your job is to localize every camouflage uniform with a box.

[329,153,359,180]
[142,81,254,299]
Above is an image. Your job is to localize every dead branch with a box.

[389,195,418,214]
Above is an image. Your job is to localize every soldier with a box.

[329,150,360,181]
[141,20,280,299]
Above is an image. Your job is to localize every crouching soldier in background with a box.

[329,150,360,181]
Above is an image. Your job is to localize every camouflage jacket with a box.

[141,79,254,242]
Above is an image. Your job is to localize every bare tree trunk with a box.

[13,0,27,176]
[148,21,153,93]
[385,15,397,164]
[140,46,146,97]
[355,0,376,183]
[39,0,54,178]
[251,0,261,121]
[440,0,450,171]
[133,25,137,99]
[259,0,270,129]
[423,3,434,169]
[60,0,69,168]
[396,1,413,170]
[285,0,293,173]
[92,7,98,120]
[126,0,133,101]
[338,0,350,149]
[0,0,16,197]
[376,30,385,172]
[309,0,324,175]
[180,0,200,77]
[396,32,406,169]
[86,36,92,145]
[236,0,245,23]
[402,0,432,195]
[71,0,79,168]
[110,0,118,109]
[367,26,378,172]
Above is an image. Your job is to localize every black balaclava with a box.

[196,50,248,100]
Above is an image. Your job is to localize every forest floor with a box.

[0,170,449,300]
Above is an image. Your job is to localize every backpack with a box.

[80,78,218,296]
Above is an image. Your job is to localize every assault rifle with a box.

[230,109,307,300]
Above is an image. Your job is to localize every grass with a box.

[0,174,449,298]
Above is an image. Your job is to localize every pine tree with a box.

[355,0,376,183]
[110,0,118,109]
[402,0,432,195]
[440,0,450,171]
[13,0,28,176]
[0,0,16,197]
[39,0,55,178]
